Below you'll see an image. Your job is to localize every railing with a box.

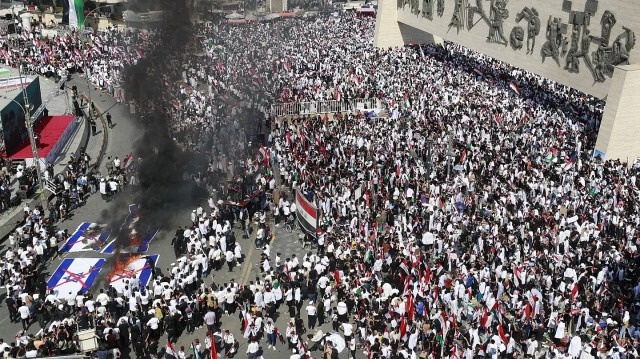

[45,179,58,195]
[270,98,381,117]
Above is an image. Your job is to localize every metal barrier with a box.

[271,98,381,117]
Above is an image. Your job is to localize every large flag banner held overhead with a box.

[59,222,112,253]
[48,258,106,299]
[68,0,85,29]
[296,190,318,234]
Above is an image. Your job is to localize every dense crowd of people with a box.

[0,16,156,102]
[0,5,639,359]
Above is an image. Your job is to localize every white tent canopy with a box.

[263,13,280,20]
[225,12,245,19]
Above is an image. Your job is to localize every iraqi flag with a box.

[296,190,318,234]
[474,67,483,76]
[562,158,574,172]
[333,270,342,287]
[524,302,533,320]
[407,294,415,321]
[259,146,271,167]
[59,222,112,253]
[166,341,178,359]
[399,316,407,340]
[242,311,252,338]
[134,47,144,58]
[498,323,509,344]
[509,81,521,96]
[47,258,106,300]
[210,334,218,359]
[479,308,489,328]
[459,148,467,164]
[123,153,135,169]
[571,283,579,301]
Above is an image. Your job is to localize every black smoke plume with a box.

[114,0,206,250]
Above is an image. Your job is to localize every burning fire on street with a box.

[106,253,143,284]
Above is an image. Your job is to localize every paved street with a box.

[0,75,357,358]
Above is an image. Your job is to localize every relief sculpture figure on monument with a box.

[589,11,636,82]
[422,0,434,20]
[436,0,444,17]
[515,7,541,54]
[487,0,509,46]
[565,26,595,75]
[448,0,466,34]
[510,26,524,50]
[541,16,567,66]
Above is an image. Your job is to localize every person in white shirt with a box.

[96,289,110,307]
[18,302,30,330]
[306,302,318,329]
[223,330,235,355]
[265,319,278,350]
[246,337,260,359]
[226,250,235,272]
[224,287,237,314]
[341,322,354,341]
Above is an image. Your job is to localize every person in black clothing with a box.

[8,343,18,358]
[106,112,114,128]
[90,119,97,136]
[34,299,47,330]
[118,318,130,349]
[6,296,18,323]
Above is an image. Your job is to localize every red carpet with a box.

[9,115,74,160]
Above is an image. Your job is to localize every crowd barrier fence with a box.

[270,98,380,117]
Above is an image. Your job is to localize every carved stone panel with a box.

[585,0,598,16]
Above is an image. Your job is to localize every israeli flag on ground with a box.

[102,204,159,254]
[47,258,106,299]
[59,222,112,253]
[108,255,159,292]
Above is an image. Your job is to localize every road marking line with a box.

[239,225,256,285]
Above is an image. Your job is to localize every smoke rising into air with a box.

[115,0,206,249]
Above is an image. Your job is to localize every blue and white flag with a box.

[59,222,112,253]
[107,255,159,292]
[48,258,106,299]
[102,204,159,254]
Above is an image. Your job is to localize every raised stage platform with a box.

[8,115,77,165]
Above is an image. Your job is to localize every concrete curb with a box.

[80,94,109,169]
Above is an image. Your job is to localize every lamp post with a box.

[9,5,47,206]
[2,96,47,205]
[446,129,455,181]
